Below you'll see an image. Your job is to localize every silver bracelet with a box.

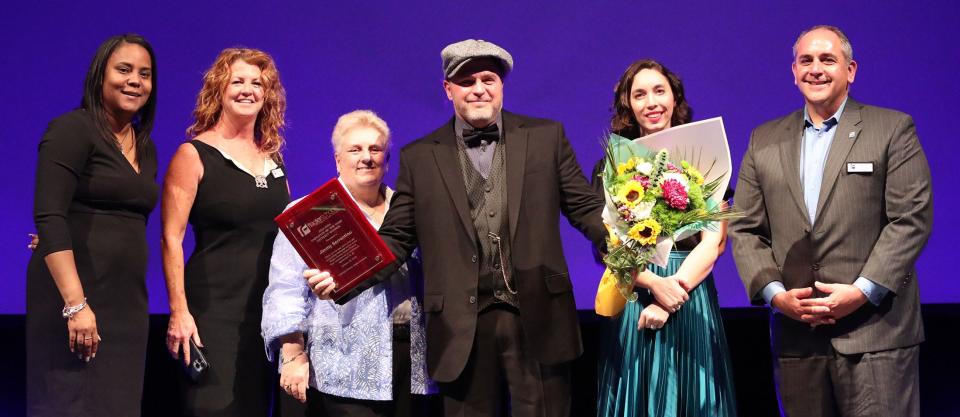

[281,350,305,365]
[62,298,87,319]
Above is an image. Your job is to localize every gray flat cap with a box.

[441,39,513,79]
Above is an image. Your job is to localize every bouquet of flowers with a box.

[599,130,741,304]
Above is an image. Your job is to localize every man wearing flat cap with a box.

[310,39,606,416]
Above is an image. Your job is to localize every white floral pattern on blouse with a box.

[261,186,436,400]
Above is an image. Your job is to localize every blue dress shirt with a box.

[761,99,888,306]
[455,113,502,177]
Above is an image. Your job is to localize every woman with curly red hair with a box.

[161,47,290,416]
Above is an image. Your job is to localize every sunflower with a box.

[627,218,661,246]
[616,181,645,207]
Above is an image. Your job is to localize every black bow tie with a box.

[462,125,500,149]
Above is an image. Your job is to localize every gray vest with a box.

[455,136,518,309]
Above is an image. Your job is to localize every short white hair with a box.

[331,110,391,154]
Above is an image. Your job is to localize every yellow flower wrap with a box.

[595,268,628,317]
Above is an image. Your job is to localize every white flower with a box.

[661,172,689,191]
[630,200,655,220]
[636,162,653,176]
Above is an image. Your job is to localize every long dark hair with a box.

[80,34,157,160]
[610,59,692,138]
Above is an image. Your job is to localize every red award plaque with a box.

[274,178,397,301]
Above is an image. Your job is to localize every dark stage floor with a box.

[2,305,958,416]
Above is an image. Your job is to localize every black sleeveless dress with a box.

[27,109,158,417]
[178,140,289,416]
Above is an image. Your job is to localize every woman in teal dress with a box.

[592,59,737,417]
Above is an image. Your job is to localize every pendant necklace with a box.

[254,154,268,188]
[116,128,134,155]
[255,173,268,188]
[357,195,383,219]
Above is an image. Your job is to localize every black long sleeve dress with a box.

[26,109,158,417]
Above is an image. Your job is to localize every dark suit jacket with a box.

[375,111,606,382]
[730,98,932,356]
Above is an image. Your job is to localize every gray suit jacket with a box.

[729,98,932,357]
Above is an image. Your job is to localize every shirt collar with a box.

[804,97,848,129]
[210,146,279,177]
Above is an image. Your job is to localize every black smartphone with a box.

[179,339,209,382]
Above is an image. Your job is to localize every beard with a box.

[458,103,500,127]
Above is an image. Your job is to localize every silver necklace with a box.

[116,128,134,154]
[357,196,384,218]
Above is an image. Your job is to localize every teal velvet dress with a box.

[596,251,737,417]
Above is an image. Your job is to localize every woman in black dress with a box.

[161,48,290,416]
[26,34,158,417]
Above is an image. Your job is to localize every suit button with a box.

[812,263,821,271]
[469,296,477,304]
[488,210,496,217]
[471,254,478,263]
[495,290,503,297]
[484,184,492,193]
[493,263,501,270]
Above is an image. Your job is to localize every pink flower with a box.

[666,163,682,173]
[634,175,651,189]
[618,205,634,221]
[661,179,688,210]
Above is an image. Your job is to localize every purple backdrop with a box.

[3,1,957,313]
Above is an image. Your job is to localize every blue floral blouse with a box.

[261,184,435,400]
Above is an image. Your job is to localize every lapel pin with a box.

[848,131,857,139]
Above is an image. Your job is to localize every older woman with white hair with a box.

[261,110,435,417]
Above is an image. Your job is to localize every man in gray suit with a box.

[730,25,932,417]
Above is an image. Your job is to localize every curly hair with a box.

[610,59,692,139]
[187,48,287,161]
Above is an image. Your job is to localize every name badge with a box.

[846,162,873,173]
[272,168,285,178]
